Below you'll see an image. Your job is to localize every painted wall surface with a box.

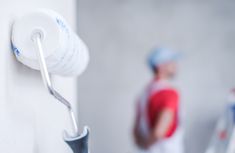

[0,0,78,153]
[77,0,235,153]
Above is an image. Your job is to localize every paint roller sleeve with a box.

[11,9,89,76]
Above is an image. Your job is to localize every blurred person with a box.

[133,48,184,153]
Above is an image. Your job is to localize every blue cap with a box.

[148,47,181,69]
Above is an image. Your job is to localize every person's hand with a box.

[134,132,150,150]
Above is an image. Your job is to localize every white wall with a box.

[0,0,78,153]
[77,0,235,153]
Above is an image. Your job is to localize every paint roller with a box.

[11,9,90,153]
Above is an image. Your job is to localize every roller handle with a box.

[32,32,90,153]
[64,127,90,153]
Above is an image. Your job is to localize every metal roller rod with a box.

[32,33,79,137]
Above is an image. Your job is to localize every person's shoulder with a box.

[156,88,179,99]
[162,88,178,94]
[149,88,179,107]
[150,80,179,97]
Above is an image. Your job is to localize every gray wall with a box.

[77,1,235,153]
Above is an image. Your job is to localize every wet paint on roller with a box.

[56,17,69,35]
[11,43,20,56]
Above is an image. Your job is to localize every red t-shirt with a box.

[147,88,179,138]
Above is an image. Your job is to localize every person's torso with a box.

[138,79,179,138]
[147,88,179,137]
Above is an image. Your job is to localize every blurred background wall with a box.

[77,0,235,153]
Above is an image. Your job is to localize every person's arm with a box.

[144,108,174,149]
[133,120,144,148]
[133,104,147,149]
